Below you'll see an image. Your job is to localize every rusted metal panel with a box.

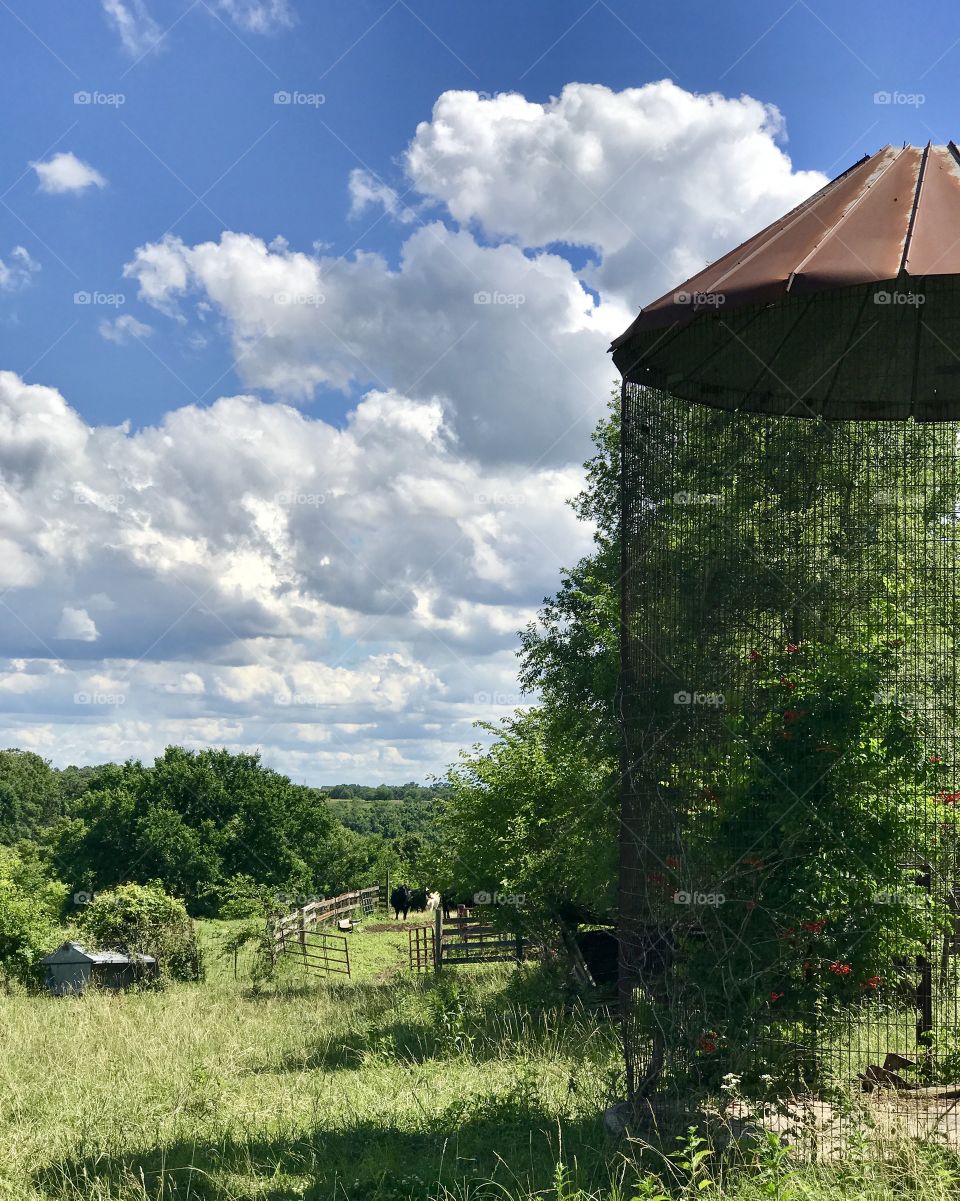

[612,142,960,420]
[903,144,960,275]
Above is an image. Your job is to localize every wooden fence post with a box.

[434,905,442,973]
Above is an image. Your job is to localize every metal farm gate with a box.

[409,911,526,972]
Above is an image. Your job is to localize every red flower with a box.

[828,961,852,976]
[697,1033,717,1053]
[930,755,943,764]
[864,976,881,990]
[802,920,826,934]
[780,676,796,690]
[749,649,761,662]
[779,927,795,939]
[742,855,764,867]
[785,644,800,654]
[937,790,960,806]
[665,856,681,869]
[769,991,784,1002]
[647,872,666,885]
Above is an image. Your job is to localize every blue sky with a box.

[1,0,958,781]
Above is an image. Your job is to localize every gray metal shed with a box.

[41,941,157,995]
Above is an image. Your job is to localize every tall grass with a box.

[0,922,957,1200]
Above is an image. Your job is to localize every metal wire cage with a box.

[618,380,960,1145]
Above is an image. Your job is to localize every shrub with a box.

[0,846,68,988]
[78,882,203,982]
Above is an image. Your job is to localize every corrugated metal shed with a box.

[611,143,960,420]
[41,941,156,995]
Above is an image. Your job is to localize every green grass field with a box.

[2,916,960,1201]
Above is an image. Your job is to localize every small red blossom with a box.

[780,676,796,690]
[749,649,761,662]
[769,991,784,1002]
[937,790,960,806]
[742,854,764,867]
[829,961,852,976]
[802,920,827,934]
[864,976,881,990]
[696,1033,717,1053]
[647,871,666,885]
[785,643,800,654]
[665,856,681,869]
[930,754,943,763]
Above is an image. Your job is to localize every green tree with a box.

[0,845,67,987]
[78,882,202,982]
[0,750,63,843]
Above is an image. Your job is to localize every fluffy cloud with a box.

[0,370,587,777]
[56,608,99,642]
[101,0,162,57]
[99,314,153,344]
[348,169,417,224]
[124,224,623,464]
[123,82,823,470]
[0,246,39,292]
[405,81,827,304]
[31,152,106,195]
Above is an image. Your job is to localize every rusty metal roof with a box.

[611,143,960,420]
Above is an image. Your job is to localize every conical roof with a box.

[611,143,960,420]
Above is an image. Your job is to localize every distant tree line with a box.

[0,747,440,918]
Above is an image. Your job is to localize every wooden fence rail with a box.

[271,885,380,945]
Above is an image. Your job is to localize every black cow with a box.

[441,892,472,921]
[390,885,412,920]
[409,888,428,913]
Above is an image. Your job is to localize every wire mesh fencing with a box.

[619,382,960,1147]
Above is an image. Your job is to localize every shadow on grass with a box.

[35,1111,622,1201]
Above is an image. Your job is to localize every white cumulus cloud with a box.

[56,607,99,642]
[101,0,162,57]
[31,152,107,195]
[0,247,39,292]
